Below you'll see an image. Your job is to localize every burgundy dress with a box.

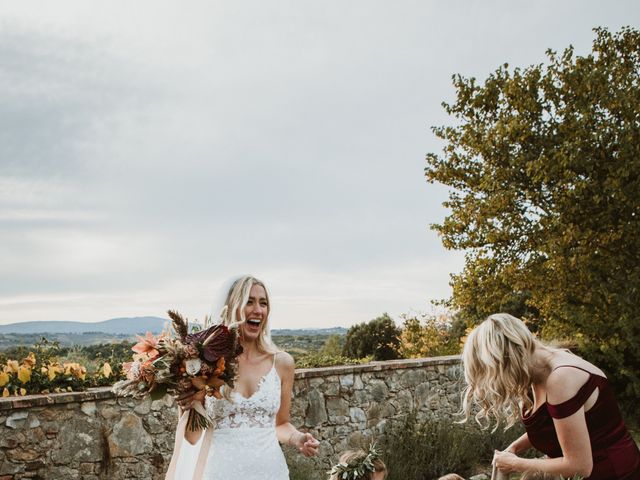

[522,365,640,479]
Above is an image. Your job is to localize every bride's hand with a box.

[177,389,206,410]
[293,432,319,457]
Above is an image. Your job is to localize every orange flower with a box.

[6,360,19,374]
[17,366,31,384]
[132,332,161,359]
[22,352,36,368]
[102,362,112,378]
[213,357,225,376]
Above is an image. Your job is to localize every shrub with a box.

[379,412,524,480]
[399,313,465,358]
[0,338,122,397]
[295,353,372,369]
[343,314,401,361]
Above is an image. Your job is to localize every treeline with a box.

[294,312,464,368]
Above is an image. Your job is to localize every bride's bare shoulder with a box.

[274,351,295,373]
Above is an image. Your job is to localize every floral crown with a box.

[328,443,382,480]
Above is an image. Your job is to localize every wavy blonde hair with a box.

[219,275,278,355]
[461,313,537,429]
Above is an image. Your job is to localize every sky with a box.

[1,1,638,329]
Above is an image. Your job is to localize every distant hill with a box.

[271,327,347,336]
[0,317,168,335]
[0,318,347,337]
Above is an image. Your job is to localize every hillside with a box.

[0,318,347,349]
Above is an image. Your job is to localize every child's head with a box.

[328,447,387,480]
[438,474,465,480]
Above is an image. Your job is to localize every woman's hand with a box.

[291,431,320,457]
[493,450,520,474]
[177,389,206,411]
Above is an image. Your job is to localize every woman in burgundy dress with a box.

[461,313,640,479]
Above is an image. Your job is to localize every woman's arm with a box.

[495,410,593,477]
[274,352,320,457]
[177,389,207,445]
[505,432,532,454]
[495,369,594,477]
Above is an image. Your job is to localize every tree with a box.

[319,334,344,357]
[343,314,401,361]
[399,313,465,358]
[425,27,640,402]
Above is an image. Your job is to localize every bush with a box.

[294,353,372,369]
[0,338,123,397]
[379,413,524,480]
[399,313,465,358]
[343,314,401,361]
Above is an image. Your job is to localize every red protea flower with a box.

[185,325,237,363]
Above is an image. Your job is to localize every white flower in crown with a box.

[185,358,202,376]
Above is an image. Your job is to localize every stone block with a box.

[366,379,389,402]
[144,414,165,434]
[339,374,354,390]
[6,450,39,463]
[100,406,120,420]
[325,397,349,417]
[309,377,324,388]
[24,459,45,471]
[134,397,152,415]
[51,416,103,465]
[414,382,431,408]
[80,401,97,417]
[108,413,153,458]
[322,380,339,396]
[6,411,28,429]
[0,459,22,475]
[304,389,327,426]
[349,407,366,423]
[0,433,21,449]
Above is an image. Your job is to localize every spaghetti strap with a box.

[272,352,278,368]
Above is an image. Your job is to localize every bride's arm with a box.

[274,352,320,457]
[178,389,207,445]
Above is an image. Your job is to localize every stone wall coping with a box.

[294,355,461,378]
[0,355,461,412]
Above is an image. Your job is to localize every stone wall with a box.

[0,356,462,480]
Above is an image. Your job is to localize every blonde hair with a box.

[438,475,465,480]
[328,449,387,480]
[219,275,278,355]
[461,313,538,429]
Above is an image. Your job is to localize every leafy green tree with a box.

[343,313,401,360]
[399,313,464,358]
[319,334,344,357]
[425,27,640,401]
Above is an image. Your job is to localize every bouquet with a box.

[113,310,242,431]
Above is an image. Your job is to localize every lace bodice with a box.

[205,365,281,430]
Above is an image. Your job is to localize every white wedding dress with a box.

[199,359,290,479]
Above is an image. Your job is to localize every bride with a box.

[165,275,320,479]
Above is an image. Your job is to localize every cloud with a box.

[0,1,638,327]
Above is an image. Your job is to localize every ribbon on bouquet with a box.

[491,461,509,480]
[165,402,214,480]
